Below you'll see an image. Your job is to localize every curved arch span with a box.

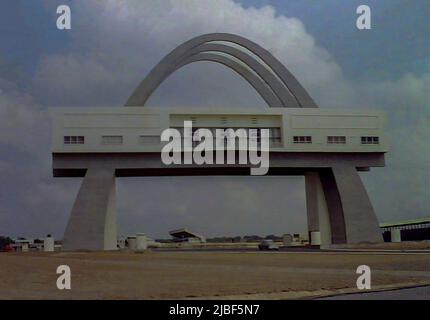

[166,43,298,107]
[125,33,318,108]
[177,53,284,107]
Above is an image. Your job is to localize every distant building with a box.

[9,237,61,252]
[281,233,309,246]
[264,234,283,242]
[283,234,293,246]
[242,235,263,242]
[141,236,161,248]
[380,217,430,242]
[169,228,206,243]
[11,238,34,252]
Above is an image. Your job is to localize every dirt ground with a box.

[1,250,430,299]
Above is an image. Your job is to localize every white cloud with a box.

[358,72,430,222]
[33,0,344,107]
[0,79,49,156]
[0,78,80,238]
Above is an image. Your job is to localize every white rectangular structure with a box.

[51,107,387,153]
[51,106,387,251]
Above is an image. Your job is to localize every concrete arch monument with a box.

[52,33,386,251]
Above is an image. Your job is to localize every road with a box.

[154,246,430,254]
[318,285,430,300]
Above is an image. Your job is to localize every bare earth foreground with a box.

[1,251,430,299]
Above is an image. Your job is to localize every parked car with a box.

[1,244,13,252]
[258,239,279,251]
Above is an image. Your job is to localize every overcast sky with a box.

[0,0,429,240]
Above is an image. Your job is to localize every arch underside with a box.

[125,33,318,108]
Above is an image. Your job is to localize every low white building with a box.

[169,228,206,243]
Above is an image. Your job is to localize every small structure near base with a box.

[135,233,148,252]
[44,235,55,252]
[126,236,137,250]
[169,228,206,243]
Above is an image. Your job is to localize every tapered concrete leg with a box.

[62,167,117,251]
[305,172,332,247]
[319,165,382,244]
[319,170,347,244]
[330,165,382,244]
[310,166,382,245]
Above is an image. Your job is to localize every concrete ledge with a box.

[53,152,385,177]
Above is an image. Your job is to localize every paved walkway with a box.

[318,285,430,300]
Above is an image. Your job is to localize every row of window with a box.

[327,136,346,144]
[64,135,151,145]
[173,127,282,147]
[293,135,379,145]
[64,132,282,147]
[102,135,123,145]
[64,136,85,144]
[293,136,312,144]
[185,116,263,126]
[63,135,380,146]
[361,136,379,144]
[173,127,282,138]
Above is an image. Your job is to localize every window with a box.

[293,136,312,144]
[218,128,249,149]
[269,128,282,147]
[248,128,261,142]
[139,136,160,145]
[361,136,379,145]
[64,136,84,144]
[169,127,282,148]
[101,135,123,145]
[192,128,200,147]
[220,117,228,125]
[327,136,346,144]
